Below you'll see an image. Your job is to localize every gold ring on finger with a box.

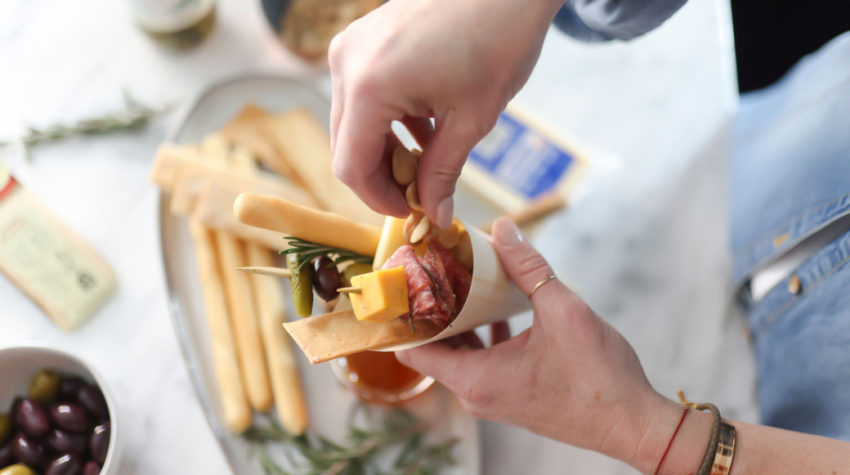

[528,274,558,299]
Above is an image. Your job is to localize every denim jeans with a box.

[732,32,850,437]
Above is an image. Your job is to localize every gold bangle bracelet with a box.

[710,422,737,475]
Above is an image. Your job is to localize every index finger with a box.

[332,95,409,217]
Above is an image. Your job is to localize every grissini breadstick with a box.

[219,104,301,183]
[231,147,309,435]
[187,220,253,433]
[191,183,286,249]
[257,108,384,227]
[151,143,318,210]
[283,310,442,364]
[246,245,309,434]
[201,137,273,412]
[192,182,288,250]
[234,192,381,257]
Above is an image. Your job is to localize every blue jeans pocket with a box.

[745,229,850,440]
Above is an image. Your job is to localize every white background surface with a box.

[0,0,757,473]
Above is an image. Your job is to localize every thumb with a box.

[417,112,486,229]
[491,218,567,307]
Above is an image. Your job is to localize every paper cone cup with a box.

[376,225,530,351]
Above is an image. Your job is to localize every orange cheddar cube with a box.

[350,266,409,323]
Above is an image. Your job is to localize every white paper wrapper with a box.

[377,226,530,351]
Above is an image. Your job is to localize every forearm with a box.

[622,397,850,474]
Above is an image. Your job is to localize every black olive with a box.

[311,256,342,301]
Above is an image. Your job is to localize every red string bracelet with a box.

[654,406,689,475]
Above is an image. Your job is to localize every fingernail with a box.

[436,197,453,229]
[494,218,523,246]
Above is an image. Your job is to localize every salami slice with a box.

[383,245,442,322]
[420,245,456,321]
[382,243,472,327]
[429,242,472,312]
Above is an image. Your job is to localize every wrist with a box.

[626,395,714,474]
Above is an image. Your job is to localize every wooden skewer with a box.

[336,286,362,294]
[236,266,291,278]
[237,267,362,294]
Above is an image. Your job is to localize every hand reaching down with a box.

[328,0,564,228]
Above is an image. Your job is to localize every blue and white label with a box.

[469,111,576,200]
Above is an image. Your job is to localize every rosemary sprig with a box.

[280,236,373,272]
[0,91,171,158]
[244,407,457,475]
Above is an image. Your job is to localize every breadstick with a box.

[258,108,384,227]
[187,220,252,433]
[202,137,273,412]
[219,104,301,183]
[232,147,308,434]
[234,192,381,257]
[150,143,318,210]
[246,245,309,434]
[193,183,291,249]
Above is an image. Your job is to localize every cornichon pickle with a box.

[28,369,60,404]
[341,263,373,287]
[0,414,10,444]
[287,253,314,317]
[0,464,36,475]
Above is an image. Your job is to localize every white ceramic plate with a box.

[158,74,481,474]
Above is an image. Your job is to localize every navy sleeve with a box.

[553,0,688,42]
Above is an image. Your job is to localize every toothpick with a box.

[236,266,292,278]
[336,286,361,294]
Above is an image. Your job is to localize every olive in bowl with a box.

[0,346,119,474]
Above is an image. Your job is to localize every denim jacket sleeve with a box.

[553,0,688,42]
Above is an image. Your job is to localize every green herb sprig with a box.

[280,236,373,272]
[0,91,171,159]
[244,408,457,475]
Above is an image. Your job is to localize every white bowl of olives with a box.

[0,346,119,475]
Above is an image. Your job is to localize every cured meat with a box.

[429,242,472,311]
[383,245,443,323]
[420,246,456,319]
[382,242,472,326]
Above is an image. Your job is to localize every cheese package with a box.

[0,165,115,330]
[460,105,588,213]
[349,267,409,323]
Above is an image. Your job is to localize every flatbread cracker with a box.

[283,310,441,364]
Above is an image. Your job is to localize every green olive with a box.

[341,263,373,287]
[0,414,10,445]
[28,369,60,403]
[0,464,36,475]
[287,253,314,318]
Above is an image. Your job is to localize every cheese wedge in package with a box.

[0,164,115,330]
[460,105,589,213]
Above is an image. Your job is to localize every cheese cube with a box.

[350,266,409,323]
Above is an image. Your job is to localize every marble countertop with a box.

[0,0,757,473]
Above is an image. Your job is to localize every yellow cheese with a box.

[349,267,409,323]
[372,216,408,270]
